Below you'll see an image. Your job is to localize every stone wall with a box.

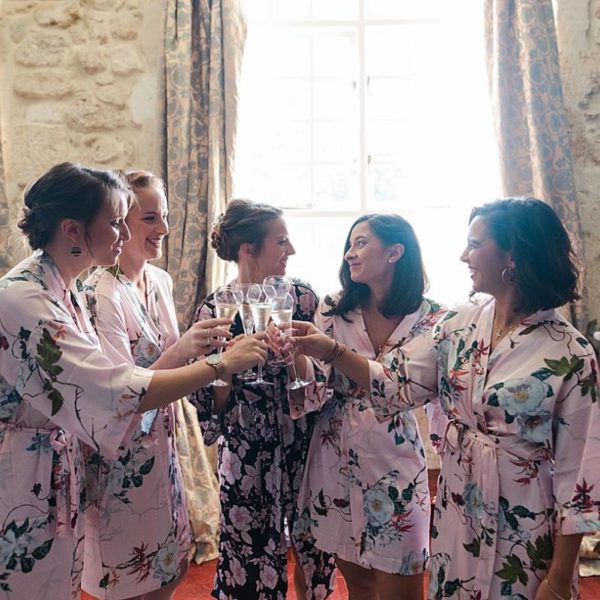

[556,0,600,324]
[0,0,165,265]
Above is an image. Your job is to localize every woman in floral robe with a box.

[291,198,600,600]
[192,200,336,600]
[0,163,268,600]
[82,171,223,599]
[289,214,445,599]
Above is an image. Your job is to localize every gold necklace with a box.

[494,318,522,341]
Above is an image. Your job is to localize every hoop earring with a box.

[70,245,82,257]
[501,266,515,285]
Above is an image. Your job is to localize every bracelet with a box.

[544,577,571,600]
[322,340,347,365]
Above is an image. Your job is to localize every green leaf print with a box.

[526,533,553,571]
[31,539,53,560]
[36,328,63,379]
[48,387,64,416]
[20,556,35,574]
[531,368,554,381]
[495,554,528,585]
[544,356,584,380]
[512,505,536,520]
[132,475,143,487]
[139,457,155,475]
[463,537,480,557]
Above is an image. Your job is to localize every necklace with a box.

[494,318,522,341]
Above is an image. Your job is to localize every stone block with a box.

[34,3,82,28]
[15,32,67,67]
[110,45,143,75]
[77,48,108,73]
[81,0,116,11]
[26,102,65,124]
[68,22,90,45]
[14,70,73,98]
[110,13,140,40]
[65,93,128,131]
[9,18,29,43]
[96,84,127,107]
[82,134,123,163]
[95,71,115,85]
[129,74,157,125]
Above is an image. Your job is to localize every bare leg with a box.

[373,569,423,600]
[335,557,376,600]
[291,545,308,600]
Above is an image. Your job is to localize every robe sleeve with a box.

[7,288,152,458]
[551,353,600,535]
[366,326,439,419]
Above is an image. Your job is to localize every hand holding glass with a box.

[211,285,242,386]
[246,284,276,386]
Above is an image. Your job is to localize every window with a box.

[234,0,501,305]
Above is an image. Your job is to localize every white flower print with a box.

[496,377,550,416]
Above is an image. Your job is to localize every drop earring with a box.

[70,245,82,257]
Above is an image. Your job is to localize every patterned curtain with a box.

[484,0,587,327]
[0,115,13,276]
[164,0,246,329]
[163,0,246,565]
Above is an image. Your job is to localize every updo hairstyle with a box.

[211,199,283,263]
[17,162,129,250]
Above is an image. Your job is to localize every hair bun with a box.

[210,213,225,252]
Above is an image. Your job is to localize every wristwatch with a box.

[206,353,226,380]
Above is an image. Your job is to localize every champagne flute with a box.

[233,283,258,381]
[275,294,311,390]
[211,285,243,386]
[262,275,291,298]
[246,284,276,386]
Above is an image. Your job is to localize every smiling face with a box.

[122,185,169,264]
[85,190,130,267]
[253,216,295,278]
[344,221,401,289]
[460,216,512,296]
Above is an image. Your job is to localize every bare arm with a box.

[534,533,583,600]
[138,335,267,412]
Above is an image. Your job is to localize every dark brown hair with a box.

[331,213,428,320]
[17,162,129,250]
[211,199,283,262]
[470,197,580,313]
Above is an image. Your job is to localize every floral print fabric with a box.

[191,279,336,600]
[0,252,151,599]
[82,264,191,598]
[368,295,600,599]
[292,295,445,575]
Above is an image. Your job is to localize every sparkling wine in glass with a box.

[211,285,242,386]
[262,275,291,298]
[246,284,276,386]
[275,294,311,390]
[233,283,258,381]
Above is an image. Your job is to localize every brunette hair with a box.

[331,213,427,320]
[211,199,283,262]
[17,162,129,250]
[123,170,165,197]
[469,197,580,313]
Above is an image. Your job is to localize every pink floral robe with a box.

[291,294,445,574]
[0,252,152,599]
[367,295,600,599]
[82,264,192,599]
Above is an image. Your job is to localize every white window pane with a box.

[314,164,360,210]
[365,26,411,76]
[365,0,452,20]
[367,76,411,120]
[367,120,410,161]
[367,163,408,206]
[284,215,355,296]
[272,32,312,76]
[313,79,356,120]
[271,0,311,20]
[312,31,357,78]
[314,120,357,162]
[273,78,312,120]
[273,121,311,162]
[311,0,359,19]
[272,165,312,208]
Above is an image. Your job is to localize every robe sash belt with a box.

[0,422,79,537]
[443,420,549,599]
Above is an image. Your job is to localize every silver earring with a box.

[501,267,515,285]
[70,245,82,257]
[388,259,393,264]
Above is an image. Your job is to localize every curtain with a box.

[484,0,587,328]
[164,0,245,330]
[164,0,246,564]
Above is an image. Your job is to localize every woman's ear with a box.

[388,243,405,264]
[59,219,83,246]
[239,242,256,259]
